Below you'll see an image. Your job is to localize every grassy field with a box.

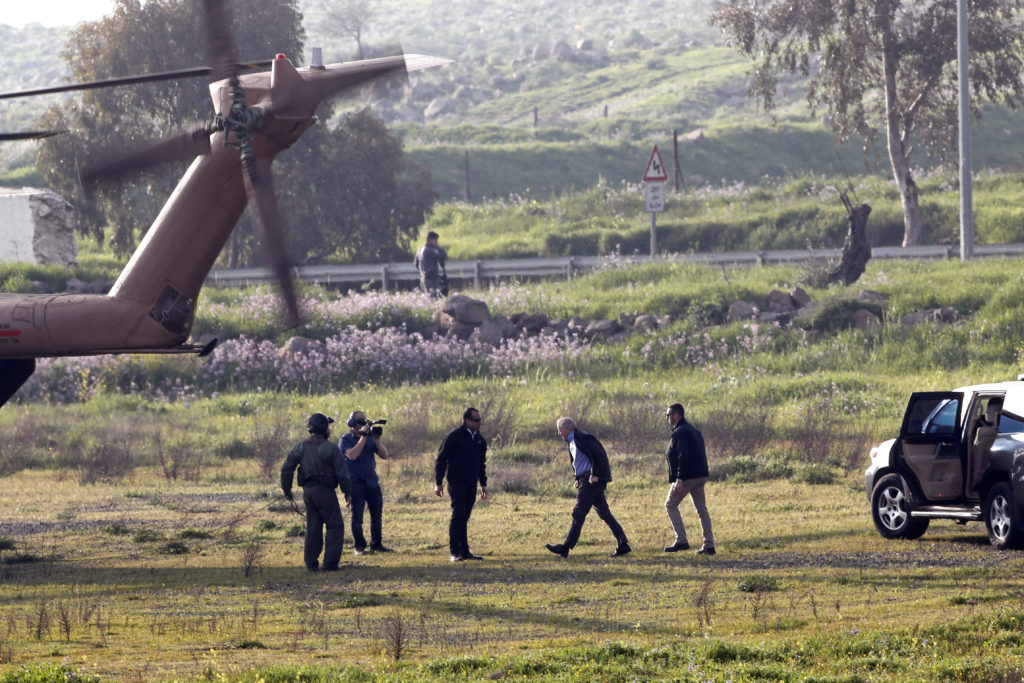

[3,445,1024,682]
[4,257,1024,680]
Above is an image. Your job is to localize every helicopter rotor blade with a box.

[0,129,67,141]
[241,153,302,329]
[80,120,216,185]
[0,62,273,102]
[204,0,241,85]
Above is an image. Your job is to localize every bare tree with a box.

[313,0,377,59]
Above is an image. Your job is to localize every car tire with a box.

[871,473,929,539]
[984,481,1024,549]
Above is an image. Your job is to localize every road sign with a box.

[642,145,668,182]
[645,181,665,213]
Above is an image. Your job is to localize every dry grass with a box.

[0,453,1020,679]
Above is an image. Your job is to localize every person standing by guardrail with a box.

[414,230,447,298]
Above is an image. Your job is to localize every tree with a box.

[278,108,435,264]
[308,0,378,60]
[35,0,435,267]
[710,0,1024,246]
[37,0,304,254]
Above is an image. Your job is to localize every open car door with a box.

[899,392,964,502]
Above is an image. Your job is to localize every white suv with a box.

[866,379,1024,548]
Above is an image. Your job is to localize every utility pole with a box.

[957,0,973,260]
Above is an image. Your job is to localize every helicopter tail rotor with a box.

[77,0,450,330]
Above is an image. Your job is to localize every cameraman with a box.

[340,410,391,554]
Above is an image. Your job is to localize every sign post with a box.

[642,145,668,256]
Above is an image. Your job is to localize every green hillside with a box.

[5,0,1024,223]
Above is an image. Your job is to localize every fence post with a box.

[381,264,389,291]
[474,260,482,289]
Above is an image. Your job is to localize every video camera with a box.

[358,418,387,437]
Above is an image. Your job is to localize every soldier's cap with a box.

[307,412,335,434]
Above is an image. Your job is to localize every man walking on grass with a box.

[662,403,715,555]
[545,417,631,559]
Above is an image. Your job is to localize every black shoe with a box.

[322,565,340,571]
[450,554,466,562]
[545,543,569,558]
[306,565,319,572]
[610,542,632,557]
[464,553,483,560]
[369,544,393,552]
[696,546,716,556]
[664,541,690,552]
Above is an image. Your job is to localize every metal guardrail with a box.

[206,243,1024,289]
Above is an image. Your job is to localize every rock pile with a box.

[422,293,669,347]
[276,287,962,356]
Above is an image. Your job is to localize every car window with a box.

[906,397,959,437]
[999,413,1024,435]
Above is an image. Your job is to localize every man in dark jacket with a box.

[545,417,631,558]
[414,231,447,298]
[663,403,715,555]
[434,407,489,562]
[281,412,352,571]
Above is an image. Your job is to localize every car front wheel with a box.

[871,473,929,540]
[984,482,1024,549]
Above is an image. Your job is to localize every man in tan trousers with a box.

[663,403,715,555]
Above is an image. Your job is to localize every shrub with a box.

[738,575,779,593]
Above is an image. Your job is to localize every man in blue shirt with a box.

[340,410,391,555]
[545,417,630,559]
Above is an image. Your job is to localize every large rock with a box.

[791,287,812,308]
[633,314,660,331]
[442,294,491,325]
[470,320,509,347]
[853,309,881,331]
[279,336,323,357]
[766,289,796,313]
[0,189,77,266]
[446,320,478,340]
[552,40,574,61]
[900,307,958,327]
[585,319,622,340]
[858,290,889,306]
[516,312,549,333]
[727,301,758,322]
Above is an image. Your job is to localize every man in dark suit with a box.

[545,417,631,558]
[663,403,715,555]
[434,407,489,562]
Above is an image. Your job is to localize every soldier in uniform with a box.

[281,412,352,571]
[414,230,448,298]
